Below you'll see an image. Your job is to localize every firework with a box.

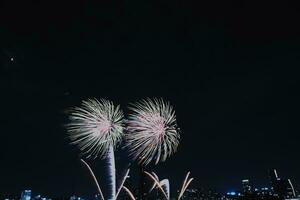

[66,98,124,159]
[116,168,130,198]
[144,171,169,200]
[178,172,194,200]
[80,158,133,200]
[125,98,180,165]
[122,186,136,200]
[145,171,193,200]
[80,159,105,200]
[66,98,126,200]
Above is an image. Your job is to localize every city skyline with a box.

[2,168,299,200]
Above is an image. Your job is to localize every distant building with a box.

[181,188,199,199]
[225,169,298,200]
[241,179,252,194]
[33,194,41,200]
[20,190,31,200]
[181,188,222,200]
[69,195,85,200]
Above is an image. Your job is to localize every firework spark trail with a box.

[178,178,194,200]
[178,172,194,200]
[288,179,296,197]
[148,172,170,199]
[126,98,180,166]
[115,168,130,199]
[144,171,169,200]
[180,172,190,193]
[146,171,193,200]
[148,172,160,193]
[80,159,105,200]
[122,186,136,200]
[66,98,124,159]
[81,156,131,200]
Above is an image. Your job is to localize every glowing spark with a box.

[66,98,124,159]
[148,172,160,193]
[146,171,193,200]
[144,171,169,200]
[80,159,105,200]
[122,186,136,200]
[288,179,296,197]
[178,172,194,200]
[116,169,130,199]
[125,98,180,165]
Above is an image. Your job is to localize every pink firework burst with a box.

[125,98,180,166]
[66,98,124,159]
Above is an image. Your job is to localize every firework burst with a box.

[66,98,124,159]
[125,98,180,166]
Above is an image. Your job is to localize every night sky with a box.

[1,0,300,198]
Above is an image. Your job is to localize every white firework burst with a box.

[66,98,124,159]
[125,98,180,166]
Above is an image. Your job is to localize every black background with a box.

[1,0,300,198]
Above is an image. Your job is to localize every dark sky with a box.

[1,0,300,198]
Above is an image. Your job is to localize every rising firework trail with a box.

[125,98,180,166]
